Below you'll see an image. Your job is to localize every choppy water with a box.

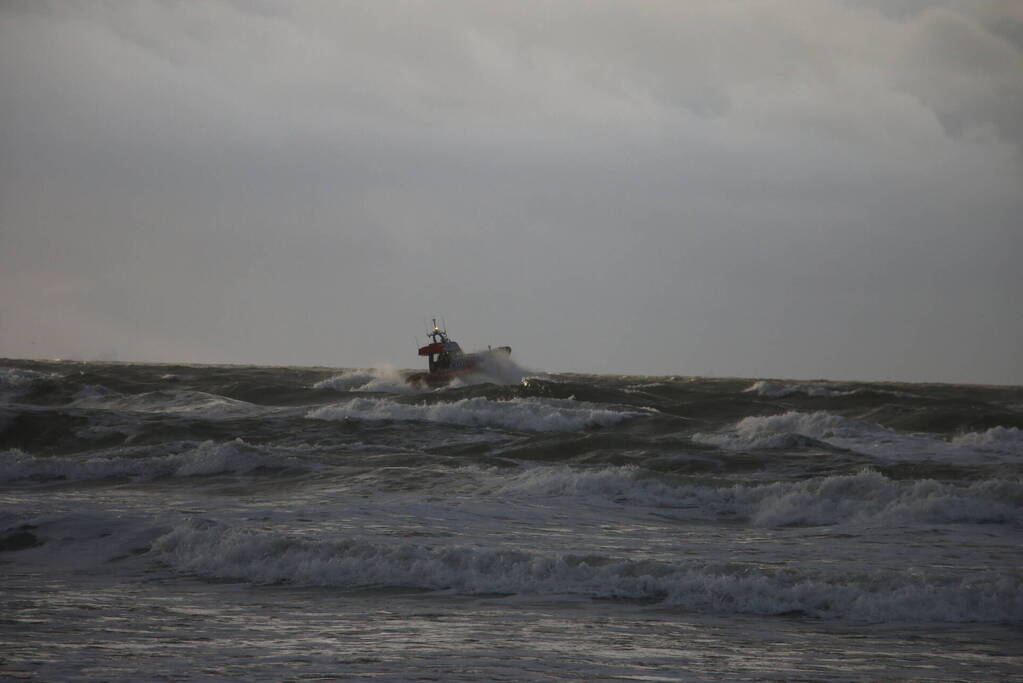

[2,359,1021,681]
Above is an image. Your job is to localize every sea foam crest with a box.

[952,426,1023,452]
[695,411,1023,461]
[693,410,878,450]
[488,466,1023,526]
[72,389,268,419]
[307,397,641,432]
[0,440,307,484]
[151,520,1023,622]
[315,356,533,393]
[314,365,415,393]
[744,380,855,398]
[743,380,918,399]
[0,367,62,391]
[740,471,1023,527]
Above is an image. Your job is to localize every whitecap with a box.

[314,365,416,393]
[0,439,310,484]
[483,465,1022,527]
[952,426,1023,453]
[693,410,880,451]
[695,410,1023,462]
[743,380,917,399]
[151,519,1023,623]
[0,367,62,391]
[744,380,856,398]
[72,389,269,419]
[306,396,642,433]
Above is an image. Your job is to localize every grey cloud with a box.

[1,1,1020,381]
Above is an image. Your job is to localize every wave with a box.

[953,426,1023,452]
[71,387,272,419]
[487,466,1023,527]
[0,367,62,392]
[315,357,534,394]
[744,380,856,398]
[151,519,1023,622]
[694,410,1023,462]
[743,380,917,399]
[693,410,876,451]
[314,365,416,394]
[0,439,309,484]
[307,396,643,432]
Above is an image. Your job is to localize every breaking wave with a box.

[315,356,534,394]
[694,411,1023,462]
[71,388,272,419]
[0,367,62,391]
[0,439,308,484]
[488,466,1023,527]
[307,397,642,432]
[953,426,1023,452]
[743,380,918,399]
[692,410,879,451]
[744,380,856,398]
[314,365,415,394]
[151,520,1023,623]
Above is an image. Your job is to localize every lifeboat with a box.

[405,319,511,388]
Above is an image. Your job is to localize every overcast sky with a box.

[1,0,1021,383]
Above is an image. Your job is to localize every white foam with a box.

[72,389,269,419]
[742,471,1023,527]
[952,426,1023,452]
[693,410,881,451]
[314,365,416,393]
[307,396,642,432]
[0,439,309,484]
[695,410,1023,462]
[151,519,1023,622]
[0,367,62,391]
[171,440,303,477]
[485,466,1023,527]
[623,382,670,396]
[743,380,917,399]
[316,357,535,394]
[744,380,856,398]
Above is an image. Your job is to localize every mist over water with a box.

[2,359,1021,680]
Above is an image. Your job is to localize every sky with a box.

[1,0,1021,383]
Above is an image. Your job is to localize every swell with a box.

[0,439,312,484]
[479,465,1023,527]
[693,410,1023,463]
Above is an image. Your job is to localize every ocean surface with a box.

[2,358,1021,681]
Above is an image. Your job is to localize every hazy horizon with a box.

[2,1,1021,384]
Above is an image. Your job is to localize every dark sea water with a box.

[2,358,1021,681]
